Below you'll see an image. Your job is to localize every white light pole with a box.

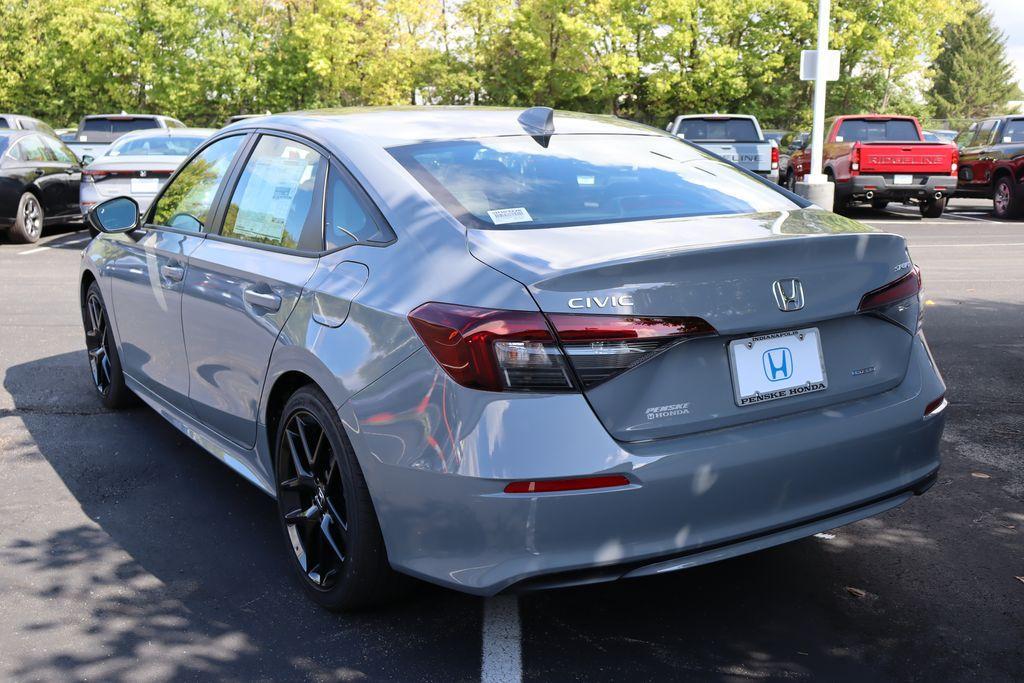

[808,0,831,183]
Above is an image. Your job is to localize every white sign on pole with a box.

[800,50,841,81]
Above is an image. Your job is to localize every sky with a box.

[985,0,1024,90]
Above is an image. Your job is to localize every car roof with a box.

[113,127,216,140]
[82,113,173,120]
[220,107,663,148]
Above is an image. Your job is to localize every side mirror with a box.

[88,197,139,234]
[80,154,94,166]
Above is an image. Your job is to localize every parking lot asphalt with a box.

[0,199,1021,682]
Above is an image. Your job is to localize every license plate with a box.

[130,178,161,193]
[729,328,827,406]
[893,174,914,185]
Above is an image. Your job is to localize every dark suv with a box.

[955,116,1024,219]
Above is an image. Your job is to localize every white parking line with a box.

[481,596,522,683]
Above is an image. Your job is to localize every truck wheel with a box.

[786,171,796,193]
[827,173,847,213]
[992,177,1022,219]
[871,199,889,211]
[919,197,947,218]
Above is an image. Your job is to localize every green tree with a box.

[929,1,1021,120]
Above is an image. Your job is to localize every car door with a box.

[40,135,82,216]
[961,119,998,192]
[106,134,247,414]
[181,133,325,448]
[15,135,65,214]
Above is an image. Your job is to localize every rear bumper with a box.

[754,169,780,182]
[342,334,946,596]
[837,175,958,201]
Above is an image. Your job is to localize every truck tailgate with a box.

[858,142,955,175]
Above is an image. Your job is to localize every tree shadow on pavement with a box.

[2,350,482,682]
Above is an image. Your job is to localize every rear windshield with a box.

[389,134,798,230]
[675,118,760,142]
[835,119,920,143]
[107,135,207,157]
[82,118,161,133]
[0,117,9,128]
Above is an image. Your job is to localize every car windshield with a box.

[82,118,160,133]
[107,135,206,157]
[836,119,919,142]
[389,134,799,230]
[675,118,760,142]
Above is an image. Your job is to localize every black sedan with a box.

[0,130,83,243]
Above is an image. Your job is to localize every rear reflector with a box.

[924,394,946,416]
[504,474,631,494]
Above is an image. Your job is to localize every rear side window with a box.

[1000,120,1024,144]
[0,117,9,128]
[325,167,388,249]
[390,134,798,230]
[675,118,759,142]
[221,135,325,251]
[835,119,919,142]
[16,136,53,162]
[42,136,76,163]
[152,135,244,232]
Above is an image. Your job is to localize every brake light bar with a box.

[504,474,631,494]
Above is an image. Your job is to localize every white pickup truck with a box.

[666,114,779,182]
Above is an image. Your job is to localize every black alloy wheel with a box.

[274,386,402,610]
[278,408,350,591]
[82,282,133,409]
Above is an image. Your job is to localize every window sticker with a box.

[487,207,533,225]
[577,175,596,186]
[835,136,844,142]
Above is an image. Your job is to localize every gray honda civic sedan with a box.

[80,107,946,610]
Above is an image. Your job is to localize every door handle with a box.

[33,168,45,176]
[64,168,76,174]
[159,264,185,282]
[244,288,282,312]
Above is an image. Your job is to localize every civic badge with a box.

[772,278,805,312]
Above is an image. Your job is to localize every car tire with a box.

[992,176,1022,219]
[871,199,890,211]
[82,281,135,409]
[274,385,405,611]
[10,192,44,243]
[919,197,947,218]
[786,171,796,193]
[826,172,847,213]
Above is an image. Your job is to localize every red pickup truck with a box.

[785,115,959,217]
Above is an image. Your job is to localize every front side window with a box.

[151,135,243,232]
[221,135,324,250]
[835,119,919,143]
[390,134,798,230]
[974,119,999,147]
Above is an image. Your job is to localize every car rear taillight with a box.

[771,145,779,170]
[951,148,959,174]
[850,145,860,174]
[924,393,946,417]
[858,266,922,333]
[504,474,631,494]
[547,313,716,388]
[408,303,716,393]
[408,303,574,392]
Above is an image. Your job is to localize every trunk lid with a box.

[694,142,772,173]
[856,142,956,175]
[468,209,917,441]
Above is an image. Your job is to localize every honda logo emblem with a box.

[772,278,805,312]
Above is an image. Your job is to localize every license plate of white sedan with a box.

[729,328,827,406]
[130,178,161,193]
[893,174,914,185]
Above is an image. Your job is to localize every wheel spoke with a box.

[280,472,317,492]
[319,513,346,564]
[285,427,313,479]
[284,504,320,527]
